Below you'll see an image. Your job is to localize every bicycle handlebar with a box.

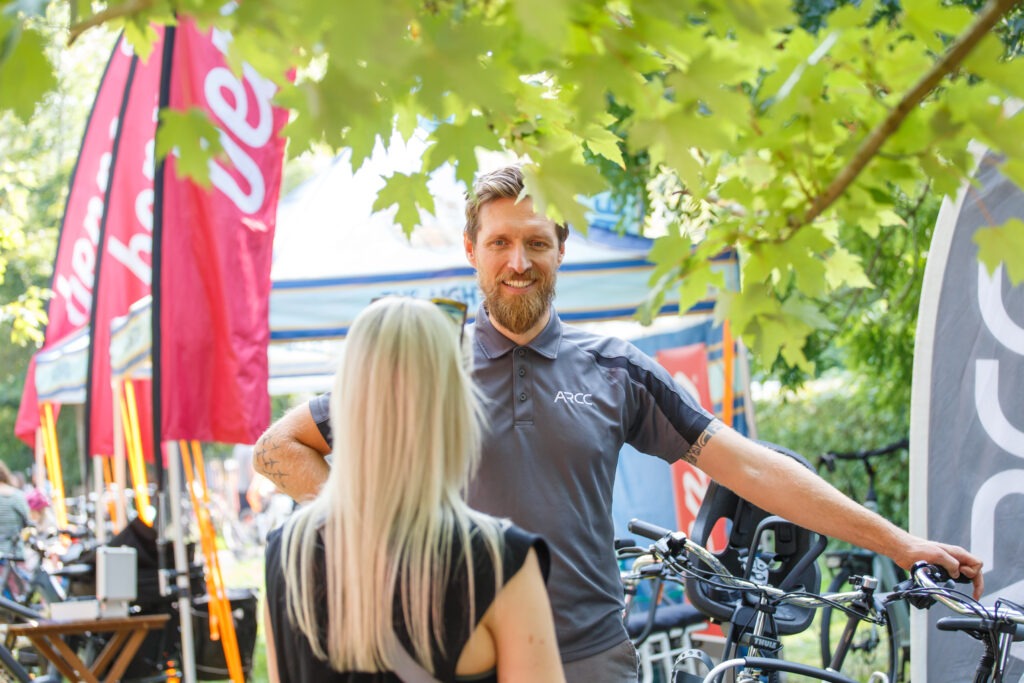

[628,518,673,543]
[908,562,1024,623]
[827,439,909,460]
[819,439,909,471]
[626,518,873,610]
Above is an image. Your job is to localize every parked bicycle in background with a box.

[815,440,911,682]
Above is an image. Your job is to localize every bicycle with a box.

[0,524,99,615]
[816,441,910,682]
[627,518,890,683]
[0,548,65,613]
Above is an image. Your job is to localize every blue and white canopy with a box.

[35,132,737,400]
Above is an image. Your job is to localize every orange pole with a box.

[118,382,153,525]
[721,320,735,428]
[192,440,244,683]
[181,440,245,683]
[102,457,118,525]
[40,403,69,528]
[179,441,219,631]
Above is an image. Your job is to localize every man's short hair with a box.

[464,165,570,245]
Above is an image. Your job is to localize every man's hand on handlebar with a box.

[895,538,984,600]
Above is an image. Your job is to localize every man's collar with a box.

[472,303,561,360]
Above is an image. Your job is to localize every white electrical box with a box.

[95,545,137,617]
[97,545,137,603]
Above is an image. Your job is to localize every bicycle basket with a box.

[684,441,825,636]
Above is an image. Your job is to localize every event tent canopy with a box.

[35,133,737,401]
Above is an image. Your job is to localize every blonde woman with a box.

[264,297,564,682]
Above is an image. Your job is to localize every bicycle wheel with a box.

[819,567,897,682]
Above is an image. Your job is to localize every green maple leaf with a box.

[722,0,794,35]
[156,107,224,187]
[424,115,497,188]
[0,24,56,122]
[513,0,570,54]
[393,97,419,142]
[522,151,608,234]
[583,122,625,169]
[629,112,702,190]
[975,218,1024,285]
[372,172,435,238]
[751,314,791,365]
[123,17,162,63]
[343,116,384,172]
[647,235,692,283]
[825,248,874,290]
[964,34,1024,94]
[277,82,320,154]
[725,285,779,339]
[677,264,725,314]
[742,246,776,287]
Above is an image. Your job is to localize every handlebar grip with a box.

[614,537,638,550]
[921,562,973,585]
[628,518,674,541]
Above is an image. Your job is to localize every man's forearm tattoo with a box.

[683,419,724,465]
[255,435,289,487]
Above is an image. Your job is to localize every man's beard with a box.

[481,271,556,334]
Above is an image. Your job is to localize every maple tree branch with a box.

[794,0,1018,229]
[68,0,155,46]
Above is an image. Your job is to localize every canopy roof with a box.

[35,133,737,400]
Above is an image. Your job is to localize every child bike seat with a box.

[684,441,826,636]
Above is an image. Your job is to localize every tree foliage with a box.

[755,376,911,530]
[0,12,114,478]
[0,0,1023,380]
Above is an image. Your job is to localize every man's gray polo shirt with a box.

[468,305,713,660]
[310,305,714,662]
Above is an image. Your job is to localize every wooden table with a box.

[4,613,170,683]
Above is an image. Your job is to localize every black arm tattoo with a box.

[683,419,724,465]
[255,435,289,487]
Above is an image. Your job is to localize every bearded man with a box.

[254,165,982,683]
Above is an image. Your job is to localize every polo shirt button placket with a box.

[513,346,533,424]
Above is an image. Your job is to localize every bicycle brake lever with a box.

[889,578,937,610]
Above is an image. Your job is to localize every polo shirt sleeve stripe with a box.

[310,392,333,446]
[589,350,714,453]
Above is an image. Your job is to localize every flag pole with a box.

[151,22,198,683]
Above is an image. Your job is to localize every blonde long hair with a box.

[280,297,504,673]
